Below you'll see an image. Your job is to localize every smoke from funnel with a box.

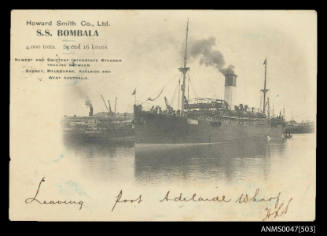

[85,97,93,116]
[73,86,88,100]
[71,85,93,116]
[85,98,92,107]
[220,65,236,76]
[189,37,236,76]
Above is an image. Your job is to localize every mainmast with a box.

[267,97,270,119]
[261,58,269,114]
[178,19,190,117]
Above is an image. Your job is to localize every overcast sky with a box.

[63,10,316,122]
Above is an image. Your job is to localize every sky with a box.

[63,10,317,122]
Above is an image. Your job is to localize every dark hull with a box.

[286,126,314,134]
[63,116,134,144]
[63,129,135,144]
[134,112,284,144]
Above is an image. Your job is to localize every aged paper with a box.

[10,10,316,221]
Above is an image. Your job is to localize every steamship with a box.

[63,96,134,144]
[133,21,286,144]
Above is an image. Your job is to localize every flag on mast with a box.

[263,58,267,65]
[132,88,136,95]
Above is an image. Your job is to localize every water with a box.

[64,134,315,187]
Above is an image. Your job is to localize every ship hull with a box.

[64,129,135,144]
[63,116,134,144]
[134,112,284,144]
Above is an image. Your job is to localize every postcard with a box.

[10,10,316,221]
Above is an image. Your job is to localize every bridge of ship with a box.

[185,98,229,110]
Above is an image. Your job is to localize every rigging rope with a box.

[146,87,165,102]
[140,72,181,104]
[188,74,198,99]
[170,80,180,107]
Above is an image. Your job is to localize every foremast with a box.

[261,58,269,114]
[178,19,190,117]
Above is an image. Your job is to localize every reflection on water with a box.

[65,139,134,158]
[135,140,286,184]
[63,134,314,185]
[64,139,135,181]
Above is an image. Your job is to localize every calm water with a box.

[64,134,315,186]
